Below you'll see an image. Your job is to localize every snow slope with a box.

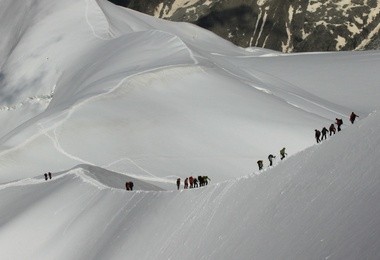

[0,110,379,259]
[0,0,380,259]
[0,0,379,183]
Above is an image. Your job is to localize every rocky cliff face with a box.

[108,0,380,52]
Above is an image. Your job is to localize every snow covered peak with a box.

[0,0,380,258]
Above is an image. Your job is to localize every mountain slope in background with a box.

[0,0,380,259]
[110,0,380,52]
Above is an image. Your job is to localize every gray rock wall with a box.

[108,0,380,52]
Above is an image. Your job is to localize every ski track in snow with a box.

[102,157,158,179]
[42,126,95,166]
[205,52,348,119]
[243,67,348,118]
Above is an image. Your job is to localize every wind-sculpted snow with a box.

[1,0,379,182]
[0,111,379,259]
[0,1,380,258]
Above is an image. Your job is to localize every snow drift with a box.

[0,0,379,259]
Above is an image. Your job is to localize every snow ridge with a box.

[0,111,379,259]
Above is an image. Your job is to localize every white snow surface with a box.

[0,0,380,259]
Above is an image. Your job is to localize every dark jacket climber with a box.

[184,178,189,189]
[203,176,210,185]
[336,118,343,132]
[189,176,194,188]
[350,112,358,124]
[321,127,328,140]
[193,178,198,188]
[126,181,134,191]
[268,154,276,166]
[329,123,336,136]
[280,148,287,160]
[315,129,321,143]
[176,178,181,190]
[198,176,204,187]
[257,160,263,170]
[125,182,130,190]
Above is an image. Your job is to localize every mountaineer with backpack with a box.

[268,154,276,167]
[280,147,287,160]
[203,176,211,186]
[315,129,321,143]
[350,112,359,124]
[336,118,343,132]
[321,127,328,141]
[198,176,204,187]
[257,160,263,170]
[125,181,134,191]
[189,176,194,188]
[193,178,198,188]
[329,123,336,136]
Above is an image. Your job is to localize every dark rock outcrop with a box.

[108,0,380,52]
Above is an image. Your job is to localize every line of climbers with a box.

[257,147,287,171]
[176,175,211,190]
[256,112,359,171]
[42,113,359,190]
[315,112,358,144]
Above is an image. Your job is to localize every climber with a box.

[203,176,211,185]
[350,112,359,124]
[329,123,336,136]
[268,154,276,167]
[321,127,328,141]
[257,160,264,170]
[189,176,194,188]
[336,118,343,132]
[315,129,321,143]
[193,178,198,188]
[280,147,287,160]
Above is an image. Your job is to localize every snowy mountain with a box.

[110,0,380,52]
[0,0,380,259]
